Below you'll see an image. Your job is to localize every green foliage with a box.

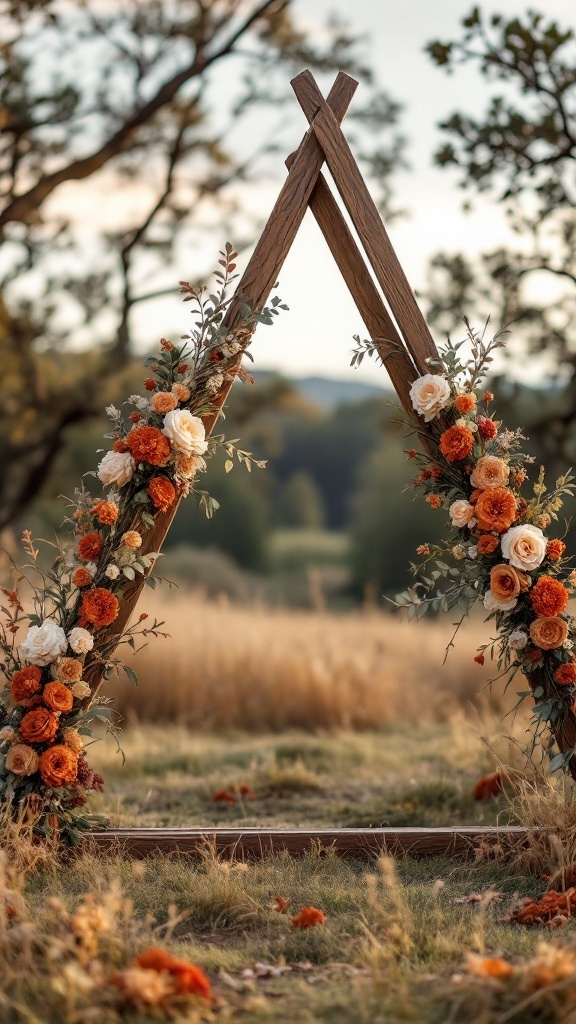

[276,471,326,529]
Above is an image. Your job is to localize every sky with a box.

[120,1,575,388]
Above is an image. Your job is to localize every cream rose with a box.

[483,590,517,613]
[97,450,135,488]
[6,744,39,776]
[0,726,16,744]
[470,455,510,490]
[501,524,547,572]
[162,409,208,455]
[509,630,528,651]
[71,680,91,699]
[409,374,452,422]
[20,618,67,667]
[449,499,475,529]
[67,627,94,655]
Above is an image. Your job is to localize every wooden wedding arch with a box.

[89,70,565,859]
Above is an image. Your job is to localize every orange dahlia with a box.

[478,535,499,555]
[20,707,59,744]
[547,539,567,561]
[92,500,119,525]
[290,906,326,929]
[135,949,212,999]
[39,745,78,787]
[475,487,517,533]
[147,477,176,512]
[72,566,93,588]
[80,587,119,628]
[77,531,102,562]
[555,663,576,686]
[10,665,42,704]
[439,425,475,462]
[126,426,170,467]
[113,439,129,453]
[530,576,569,617]
[43,682,74,713]
[454,393,477,414]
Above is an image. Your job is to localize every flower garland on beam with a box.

[0,246,286,845]
[391,324,576,775]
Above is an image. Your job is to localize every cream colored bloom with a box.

[509,630,528,650]
[20,618,67,667]
[470,455,510,490]
[63,728,84,754]
[162,409,208,455]
[483,590,517,613]
[0,726,16,744]
[105,564,120,580]
[121,531,142,549]
[112,967,173,1007]
[175,453,206,480]
[6,743,39,775]
[71,680,91,699]
[97,450,135,488]
[449,499,475,528]
[501,524,547,571]
[67,627,94,655]
[409,374,451,422]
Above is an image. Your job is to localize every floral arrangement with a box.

[0,245,285,844]
[392,325,576,772]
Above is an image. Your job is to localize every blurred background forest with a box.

[2,0,576,612]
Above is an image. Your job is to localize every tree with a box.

[425,7,576,454]
[0,0,404,531]
[276,471,326,529]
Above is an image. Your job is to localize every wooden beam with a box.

[87,826,530,860]
[291,71,438,377]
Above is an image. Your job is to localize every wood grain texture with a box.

[87,826,529,860]
[292,75,438,377]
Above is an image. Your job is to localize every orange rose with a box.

[43,682,74,713]
[439,425,475,462]
[92,500,119,525]
[79,588,119,628]
[39,745,78,787]
[490,564,530,602]
[20,707,59,744]
[475,488,517,533]
[530,576,569,618]
[470,455,510,490]
[147,477,176,512]
[478,535,499,555]
[126,426,170,466]
[530,617,568,650]
[77,531,102,563]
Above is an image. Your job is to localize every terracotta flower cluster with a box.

[399,328,576,771]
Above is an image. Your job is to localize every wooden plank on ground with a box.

[87,826,530,860]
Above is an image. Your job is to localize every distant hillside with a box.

[253,371,391,409]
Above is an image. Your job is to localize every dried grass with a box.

[109,591,510,731]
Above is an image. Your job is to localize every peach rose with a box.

[6,744,39,776]
[122,531,142,549]
[152,392,177,414]
[530,617,568,650]
[470,455,510,490]
[501,524,547,571]
[161,409,208,455]
[449,499,476,529]
[409,374,451,422]
[490,564,530,603]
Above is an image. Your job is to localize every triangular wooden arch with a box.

[85,70,576,797]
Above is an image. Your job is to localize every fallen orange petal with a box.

[290,906,326,929]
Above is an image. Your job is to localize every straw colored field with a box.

[109,591,513,731]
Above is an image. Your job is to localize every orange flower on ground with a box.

[152,392,177,414]
[10,665,42,704]
[147,477,176,512]
[507,887,576,925]
[465,954,514,980]
[135,949,212,999]
[530,576,569,618]
[472,768,510,800]
[126,426,170,466]
[39,745,78,787]
[57,658,83,683]
[121,530,142,549]
[475,488,517,533]
[273,896,289,913]
[20,707,59,744]
[92,500,119,525]
[478,535,499,555]
[291,906,326,929]
[439,425,475,462]
[77,531,102,562]
[555,663,576,686]
[530,617,568,651]
[547,539,567,561]
[490,564,530,602]
[79,587,119,628]
[72,567,93,588]
[43,682,74,713]
[454,392,477,414]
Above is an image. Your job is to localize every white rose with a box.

[97,450,135,488]
[467,546,478,559]
[509,630,528,651]
[483,590,517,613]
[449,499,475,529]
[20,618,67,666]
[162,409,208,456]
[409,374,451,423]
[68,627,94,655]
[105,564,120,580]
[501,524,547,572]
